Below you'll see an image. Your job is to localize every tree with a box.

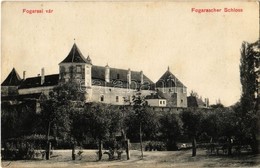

[200,110,218,142]
[215,107,238,155]
[239,40,259,154]
[124,108,159,142]
[210,103,224,109]
[159,112,182,151]
[83,103,122,160]
[180,108,203,156]
[1,102,40,140]
[131,91,149,159]
[39,81,86,160]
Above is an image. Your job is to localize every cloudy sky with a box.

[1,1,259,106]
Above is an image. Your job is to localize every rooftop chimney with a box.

[140,71,144,85]
[23,71,26,80]
[127,68,131,85]
[105,64,110,83]
[41,68,45,85]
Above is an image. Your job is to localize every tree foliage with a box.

[239,40,259,153]
[180,108,203,138]
[159,112,182,150]
[1,103,40,140]
[39,81,85,141]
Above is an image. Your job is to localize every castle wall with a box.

[18,86,55,95]
[176,92,187,108]
[156,87,187,108]
[90,86,154,105]
[91,86,134,105]
[146,99,166,107]
[1,86,19,96]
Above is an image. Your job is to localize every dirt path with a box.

[1,149,260,168]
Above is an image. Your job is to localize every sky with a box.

[1,1,259,106]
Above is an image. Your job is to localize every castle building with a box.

[1,43,187,108]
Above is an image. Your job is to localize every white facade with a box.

[146,99,167,107]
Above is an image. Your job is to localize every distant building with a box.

[1,43,188,109]
[155,67,187,108]
[2,68,23,96]
[145,93,167,107]
[187,95,209,108]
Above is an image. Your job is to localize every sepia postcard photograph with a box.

[1,0,260,167]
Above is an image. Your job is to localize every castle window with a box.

[76,65,82,73]
[116,96,119,102]
[181,99,183,103]
[100,95,104,102]
[117,74,120,79]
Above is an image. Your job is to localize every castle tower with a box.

[59,43,92,101]
[1,68,22,96]
[155,67,187,107]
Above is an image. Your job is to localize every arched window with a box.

[166,78,175,87]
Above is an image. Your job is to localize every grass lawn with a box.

[1,149,260,168]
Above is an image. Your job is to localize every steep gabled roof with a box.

[1,68,22,86]
[60,43,92,64]
[19,74,59,89]
[155,70,186,88]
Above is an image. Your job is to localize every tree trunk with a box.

[72,143,76,160]
[46,121,51,160]
[46,141,51,160]
[251,133,259,154]
[140,123,143,159]
[228,137,232,156]
[98,139,103,160]
[125,139,130,160]
[192,137,196,157]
